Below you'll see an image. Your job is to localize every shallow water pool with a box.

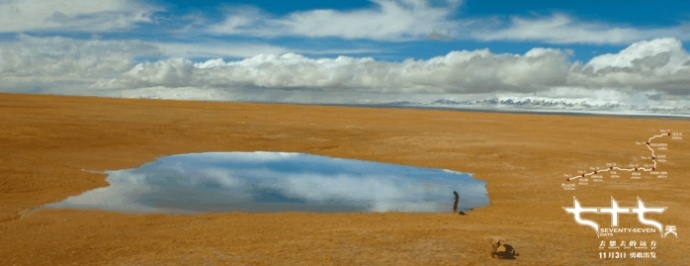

[45,152,489,213]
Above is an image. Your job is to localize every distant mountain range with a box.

[363,96,690,117]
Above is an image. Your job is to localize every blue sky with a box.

[2,0,690,115]
[4,0,688,61]
[146,0,690,61]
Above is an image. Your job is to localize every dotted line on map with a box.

[566,132,672,182]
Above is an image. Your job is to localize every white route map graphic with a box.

[562,130,683,190]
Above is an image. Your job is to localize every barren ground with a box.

[1,93,688,265]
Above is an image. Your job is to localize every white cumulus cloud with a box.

[0,35,158,93]
[571,38,690,94]
[2,35,690,115]
[99,48,571,94]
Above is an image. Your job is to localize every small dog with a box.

[491,240,519,259]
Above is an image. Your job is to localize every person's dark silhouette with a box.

[453,191,466,215]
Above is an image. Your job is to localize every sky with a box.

[2,0,690,115]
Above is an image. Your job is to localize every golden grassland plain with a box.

[1,93,689,265]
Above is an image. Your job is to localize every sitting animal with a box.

[491,240,519,259]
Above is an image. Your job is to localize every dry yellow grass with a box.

[1,93,688,265]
